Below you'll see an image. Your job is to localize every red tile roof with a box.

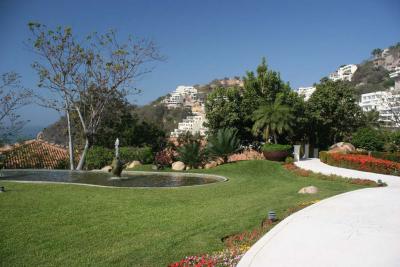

[1,140,69,169]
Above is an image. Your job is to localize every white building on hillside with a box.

[170,113,207,137]
[329,64,358,82]
[297,86,316,101]
[163,85,203,109]
[390,66,400,90]
[359,89,400,127]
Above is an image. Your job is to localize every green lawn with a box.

[0,160,369,266]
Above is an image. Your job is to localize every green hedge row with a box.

[85,146,153,170]
[370,151,400,163]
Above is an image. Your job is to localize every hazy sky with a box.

[1,0,399,128]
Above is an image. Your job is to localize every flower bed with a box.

[371,151,400,163]
[320,152,400,176]
[283,163,382,186]
[168,200,321,267]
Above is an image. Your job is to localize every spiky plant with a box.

[206,128,241,164]
[177,141,204,168]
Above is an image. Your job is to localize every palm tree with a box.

[252,97,294,144]
[206,128,241,164]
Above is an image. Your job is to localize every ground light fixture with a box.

[268,210,277,221]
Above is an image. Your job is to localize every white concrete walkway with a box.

[238,158,400,267]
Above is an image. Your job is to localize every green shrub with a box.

[351,127,384,151]
[262,144,292,152]
[119,146,153,164]
[284,156,294,164]
[206,128,241,163]
[371,151,400,163]
[85,146,113,170]
[177,141,204,168]
[319,151,328,163]
[54,158,70,170]
[384,131,400,152]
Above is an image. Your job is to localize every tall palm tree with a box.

[252,98,294,144]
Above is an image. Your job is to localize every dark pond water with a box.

[0,170,225,188]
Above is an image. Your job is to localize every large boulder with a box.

[298,186,318,194]
[204,161,218,169]
[328,142,355,154]
[172,161,185,171]
[101,165,112,172]
[127,160,142,169]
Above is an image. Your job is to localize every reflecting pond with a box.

[0,170,226,188]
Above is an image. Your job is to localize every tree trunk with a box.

[76,137,89,170]
[264,126,270,143]
[66,110,75,170]
[273,132,278,144]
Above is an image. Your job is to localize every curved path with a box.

[238,158,400,267]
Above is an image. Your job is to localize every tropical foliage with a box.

[306,80,364,149]
[252,95,294,143]
[177,141,204,168]
[206,128,240,163]
[351,127,384,151]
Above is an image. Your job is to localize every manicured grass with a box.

[0,160,370,266]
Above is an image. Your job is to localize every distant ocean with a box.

[8,125,45,143]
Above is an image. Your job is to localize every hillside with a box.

[194,77,243,94]
[351,61,394,95]
[351,42,399,96]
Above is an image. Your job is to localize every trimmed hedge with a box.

[320,151,400,176]
[371,151,400,163]
[119,146,153,164]
[262,144,292,152]
[85,146,153,170]
[85,146,113,170]
[319,151,328,163]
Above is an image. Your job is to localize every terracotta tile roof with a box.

[1,140,69,169]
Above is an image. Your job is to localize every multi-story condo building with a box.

[170,113,207,137]
[163,85,203,109]
[166,92,184,108]
[389,66,400,90]
[297,86,316,101]
[359,89,400,127]
[329,64,358,82]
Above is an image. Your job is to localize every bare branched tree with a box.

[28,22,86,170]
[28,23,164,170]
[0,72,32,143]
[72,30,164,170]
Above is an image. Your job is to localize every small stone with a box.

[185,166,191,170]
[205,161,218,169]
[151,165,159,170]
[329,142,355,154]
[298,186,318,194]
[101,166,112,172]
[172,161,185,171]
[127,160,142,169]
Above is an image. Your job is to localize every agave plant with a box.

[206,128,241,164]
[177,141,204,168]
